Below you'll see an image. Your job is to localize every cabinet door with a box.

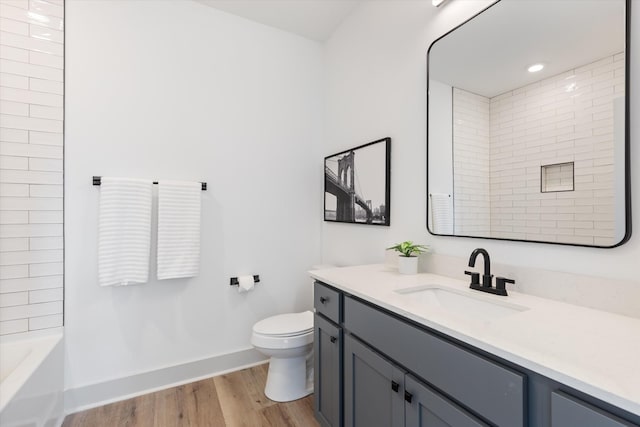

[344,334,404,427]
[551,392,638,427]
[314,313,343,427]
[405,375,489,427]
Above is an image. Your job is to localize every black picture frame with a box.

[324,137,391,226]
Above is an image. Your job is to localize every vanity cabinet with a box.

[314,282,343,427]
[313,280,640,427]
[345,334,487,427]
[551,392,636,427]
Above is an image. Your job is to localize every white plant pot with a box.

[398,256,418,275]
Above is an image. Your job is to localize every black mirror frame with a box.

[426,0,632,248]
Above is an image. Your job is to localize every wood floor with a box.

[62,363,320,427]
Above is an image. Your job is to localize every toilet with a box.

[251,310,314,402]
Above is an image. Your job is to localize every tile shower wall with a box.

[452,88,491,236]
[0,0,64,335]
[453,53,623,246]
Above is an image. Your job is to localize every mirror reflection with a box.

[427,0,629,247]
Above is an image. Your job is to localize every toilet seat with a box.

[251,311,314,349]
[253,311,313,337]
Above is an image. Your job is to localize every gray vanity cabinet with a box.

[344,334,405,427]
[344,333,487,427]
[551,392,636,427]
[405,375,488,427]
[313,281,640,427]
[314,282,344,427]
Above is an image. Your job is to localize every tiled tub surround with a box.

[310,264,640,417]
[452,88,491,236]
[453,53,624,245]
[0,0,64,336]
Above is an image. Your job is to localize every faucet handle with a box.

[496,277,515,291]
[464,270,480,286]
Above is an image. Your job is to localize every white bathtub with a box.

[0,330,64,427]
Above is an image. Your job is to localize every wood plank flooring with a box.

[62,363,319,427]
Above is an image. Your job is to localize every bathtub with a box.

[0,330,64,427]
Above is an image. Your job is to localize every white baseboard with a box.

[64,348,267,415]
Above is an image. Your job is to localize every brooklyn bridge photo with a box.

[324,138,390,226]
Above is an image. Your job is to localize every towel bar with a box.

[93,176,207,191]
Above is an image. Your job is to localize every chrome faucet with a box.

[465,248,514,296]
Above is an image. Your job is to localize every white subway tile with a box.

[29,261,61,276]
[29,312,62,330]
[0,248,61,266]
[0,210,27,224]
[28,286,61,303]
[29,184,61,197]
[0,274,61,292]
[0,300,61,321]
[0,291,28,307]
[0,237,28,251]
[0,30,63,56]
[28,156,61,171]
[0,127,28,142]
[0,141,62,158]
[0,86,62,106]
[29,236,61,249]
[0,318,28,335]
[2,1,29,10]
[0,113,62,132]
[0,17,28,35]
[0,196,62,210]
[28,130,60,145]
[28,210,61,223]
[0,59,62,81]
[0,223,61,237]
[0,169,62,184]
[29,0,63,19]
[0,264,28,279]
[0,44,28,62]
[29,49,62,68]
[29,23,62,43]
[0,100,28,116]
[0,3,64,31]
[29,104,62,120]
[29,77,61,94]
[0,154,28,169]
[0,72,28,90]
[0,183,28,196]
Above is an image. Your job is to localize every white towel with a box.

[157,181,201,280]
[430,193,453,234]
[98,177,153,286]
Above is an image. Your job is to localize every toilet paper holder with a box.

[230,275,260,286]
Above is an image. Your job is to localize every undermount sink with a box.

[394,285,528,321]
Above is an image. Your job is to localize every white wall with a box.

[0,0,64,336]
[65,0,323,395]
[322,1,639,284]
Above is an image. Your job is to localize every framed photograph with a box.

[324,137,391,226]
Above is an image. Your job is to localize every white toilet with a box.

[251,310,314,402]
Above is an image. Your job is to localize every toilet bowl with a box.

[251,310,314,402]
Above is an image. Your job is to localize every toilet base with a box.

[264,354,313,402]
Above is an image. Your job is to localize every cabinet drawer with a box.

[551,392,638,427]
[344,296,525,427]
[314,281,342,324]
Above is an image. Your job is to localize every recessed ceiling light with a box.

[528,63,544,73]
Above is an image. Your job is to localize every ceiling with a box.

[429,0,626,98]
[195,0,361,42]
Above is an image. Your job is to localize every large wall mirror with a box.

[427,0,631,247]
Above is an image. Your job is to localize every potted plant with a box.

[387,241,429,274]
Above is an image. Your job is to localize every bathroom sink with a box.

[394,285,528,321]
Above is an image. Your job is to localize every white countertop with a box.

[309,264,640,416]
